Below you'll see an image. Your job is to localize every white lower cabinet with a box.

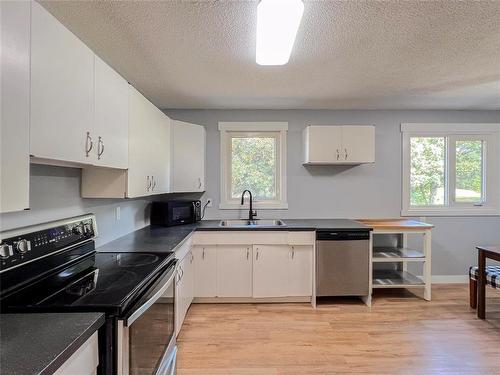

[193,246,217,297]
[216,245,253,297]
[253,245,290,298]
[288,245,313,296]
[175,250,194,336]
[54,332,99,375]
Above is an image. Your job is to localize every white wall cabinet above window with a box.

[171,120,206,192]
[0,0,30,213]
[303,125,375,165]
[81,86,171,198]
[401,123,500,216]
[219,122,288,209]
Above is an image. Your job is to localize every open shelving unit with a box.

[357,219,433,301]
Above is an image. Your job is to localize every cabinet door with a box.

[30,2,94,164]
[193,246,216,297]
[252,245,290,298]
[304,126,342,163]
[341,126,375,163]
[174,262,184,336]
[216,245,253,297]
[150,112,171,194]
[288,246,313,296]
[94,55,128,169]
[171,121,206,192]
[185,250,195,306]
[127,86,154,198]
[0,0,30,213]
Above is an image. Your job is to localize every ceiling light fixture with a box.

[256,0,304,66]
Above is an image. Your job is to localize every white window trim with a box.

[219,122,288,210]
[401,123,500,217]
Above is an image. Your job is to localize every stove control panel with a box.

[0,215,97,272]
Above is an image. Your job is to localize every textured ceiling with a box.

[39,0,500,110]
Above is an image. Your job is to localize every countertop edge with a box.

[39,313,105,375]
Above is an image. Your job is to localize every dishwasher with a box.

[316,230,371,297]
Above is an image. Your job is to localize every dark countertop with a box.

[97,219,371,254]
[0,312,105,375]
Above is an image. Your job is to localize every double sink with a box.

[219,219,285,228]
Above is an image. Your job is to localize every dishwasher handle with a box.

[316,230,370,241]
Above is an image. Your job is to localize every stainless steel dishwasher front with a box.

[316,230,370,297]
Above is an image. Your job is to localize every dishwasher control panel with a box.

[316,230,370,241]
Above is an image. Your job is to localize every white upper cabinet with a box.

[30,1,94,165]
[93,55,129,169]
[171,120,206,192]
[81,86,171,198]
[0,0,30,213]
[303,125,375,165]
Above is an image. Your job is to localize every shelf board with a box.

[372,270,425,288]
[372,247,425,262]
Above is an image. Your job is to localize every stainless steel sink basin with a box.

[219,219,286,227]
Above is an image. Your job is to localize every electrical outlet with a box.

[115,206,121,220]
[206,198,213,207]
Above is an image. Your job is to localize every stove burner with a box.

[116,253,160,267]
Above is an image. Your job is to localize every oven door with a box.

[117,260,177,375]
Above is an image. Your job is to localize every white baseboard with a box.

[416,275,468,283]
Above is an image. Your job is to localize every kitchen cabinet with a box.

[81,86,171,198]
[30,1,94,165]
[93,55,129,169]
[216,245,253,297]
[54,332,99,375]
[175,249,194,336]
[253,245,290,298]
[193,246,217,297]
[0,0,30,213]
[303,125,375,165]
[171,120,206,192]
[288,245,313,296]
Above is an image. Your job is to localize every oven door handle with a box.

[123,263,176,327]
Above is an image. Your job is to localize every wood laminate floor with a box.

[177,285,500,375]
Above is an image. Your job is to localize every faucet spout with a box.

[240,190,257,221]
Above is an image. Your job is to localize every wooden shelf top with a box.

[356,218,434,230]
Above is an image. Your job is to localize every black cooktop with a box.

[2,251,175,316]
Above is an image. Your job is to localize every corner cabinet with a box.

[303,125,375,165]
[0,0,30,213]
[81,86,171,198]
[171,120,206,192]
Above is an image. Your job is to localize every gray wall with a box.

[166,109,500,277]
[0,164,151,247]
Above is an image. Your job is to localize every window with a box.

[402,124,500,216]
[219,122,287,209]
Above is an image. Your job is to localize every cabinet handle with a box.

[336,149,340,161]
[246,247,249,260]
[152,176,157,191]
[85,132,93,157]
[97,136,105,160]
[198,177,202,189]
[255,248,259,260]
[146,176,151,191]
[202,248,205,260]
[291,246,295,259]
[190,252,194,263]
[344,148,348,160]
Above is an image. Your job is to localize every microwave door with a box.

[117,263,177,375]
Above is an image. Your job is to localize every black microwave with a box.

[150,200,202,227]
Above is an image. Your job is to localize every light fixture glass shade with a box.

[256,0,304,66]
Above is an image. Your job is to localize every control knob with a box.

[0,244,13,259]
[15,239,31,254]
[72,224,83,235]
[83,223,93,236]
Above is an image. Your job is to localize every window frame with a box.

[219,122,288,210]
[401,123,500,216]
